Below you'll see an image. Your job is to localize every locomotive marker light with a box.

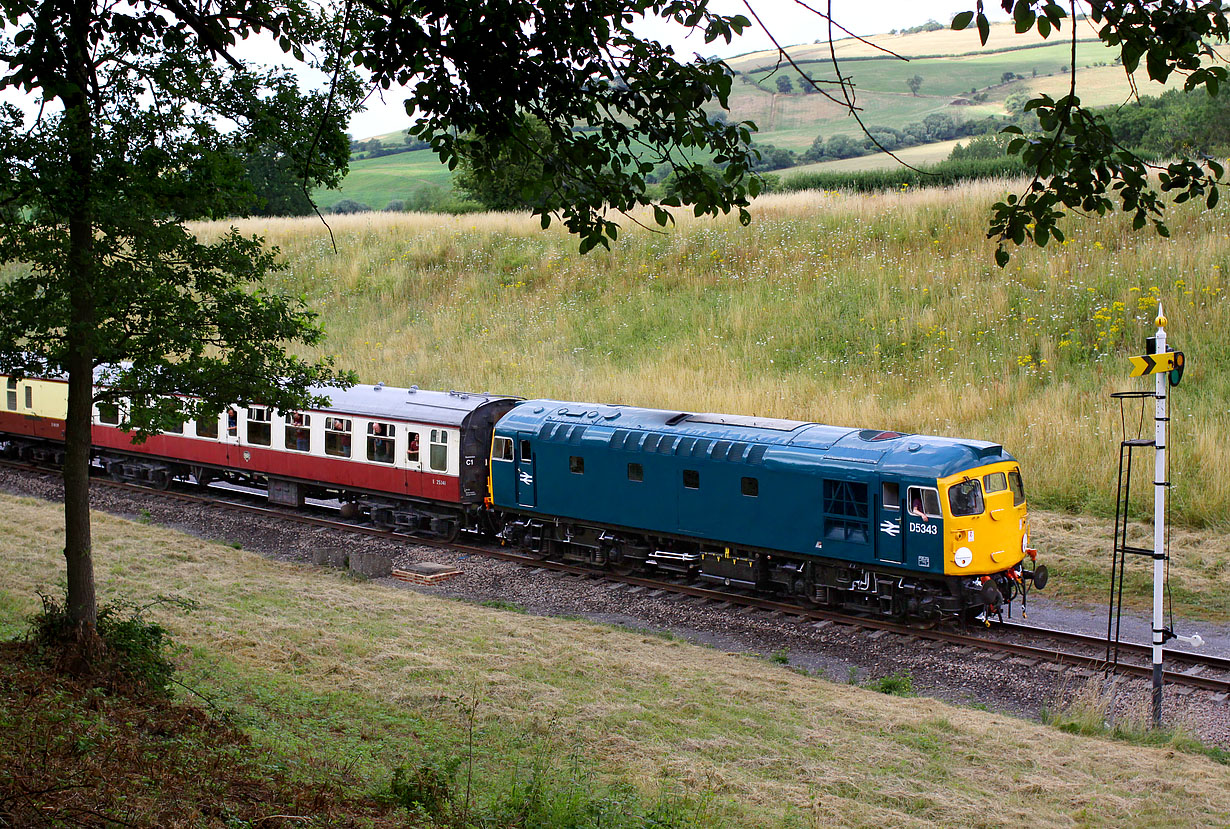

[1131,305,1202,727]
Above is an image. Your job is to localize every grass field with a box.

[210,181,1230,530]
[3,495,1229,827]
[317,149,455,211]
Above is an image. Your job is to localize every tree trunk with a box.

[62,0,99,640]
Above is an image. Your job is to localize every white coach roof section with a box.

[304,383,517,426]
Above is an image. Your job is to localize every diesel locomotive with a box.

[1,373,1047,621]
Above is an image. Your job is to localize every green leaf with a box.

[951,11,974,30]
[976,13,990,45]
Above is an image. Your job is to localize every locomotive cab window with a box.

[429,429,447,472]
[683,469,699,489]
[569,455,585,474]
[196,413,219,440]
[5,378,15,410]
[407,430,420,463]
[983,471,1007,493]
[906,487,941,520]
[493,436,513,461]
[97,401,120,425]
[741,476,758,497]
[519,440,531,460]
[881,481,900,509]
[367,421,396,464]
[627,462,643,482]
[285,413,312,452]
[245,406,272,446]
[325,416,352,458]
[948,479,984,517]
[1008,468,1026,507]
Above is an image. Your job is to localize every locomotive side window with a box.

[627,462,643,482]
[907,486,941,519]
[97,401,120,425]
[519,439,531,460]
[823,479,869,543]
[246,406,272,446]
[429,429,447,472]
[196,413,219,439]
[881,481,900,509]
[741,476,758,497]
[948,479,984,517]
[1008,469,1026,506]
[325,416,352,457]
[286,413,312,452]
[983,472,1007,493]
[683,469,699,489]
[367,421,396,464]
[5,378,15,410]
[492,436,513,461]
[569,455,585,474]
[407,430,421,463]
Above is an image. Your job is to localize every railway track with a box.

[4,457,1229,699]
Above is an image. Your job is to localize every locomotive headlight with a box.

[954,547,973,568]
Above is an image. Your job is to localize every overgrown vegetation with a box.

[1042,677,1230,766]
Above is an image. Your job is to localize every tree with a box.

[775,75,794,94]
[0,0,762,650]
[454,116,559,211]
[0,1,365,648]
[768,1,1226,264]
[803,133,827,163]
[906,74,924,96]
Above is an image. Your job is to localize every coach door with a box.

[515,435,536,508]
[875,479,905,564]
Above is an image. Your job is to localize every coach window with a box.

[325,417,352,458]
[196,412,219,440]
[97,401,120,425]
[5,378,15,410]
[569,456,585,474]
[24,386,32,409]
[407,430,421,463]
[627,462,643,482]
[881,481,900,509]
[285,413,312,452]
[683,469,699,490]
[367,421,396,464]
[493,436,513,461]
[429,429,447,472]
[163,418,184,435]
[246,406,272,446]
[741,476,758,497]
[906,486,941,521]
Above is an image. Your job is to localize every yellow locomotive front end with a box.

[939,461,1046,617]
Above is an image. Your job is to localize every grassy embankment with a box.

[3,494,1230,827]
[200,183,1230,616]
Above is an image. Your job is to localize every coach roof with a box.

[303,383,517,426]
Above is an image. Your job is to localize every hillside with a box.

[3,495,1230,826]
[204,183,1230,534]
[321,21,1176,210]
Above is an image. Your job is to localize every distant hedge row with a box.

[776,155,1026,193]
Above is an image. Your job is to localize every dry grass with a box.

[195,183,1230,534]
[2,494,1230,827]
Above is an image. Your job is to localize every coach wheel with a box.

[150,469,171,491]
[108,462,126,482]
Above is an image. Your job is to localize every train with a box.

[1,372,1047,622]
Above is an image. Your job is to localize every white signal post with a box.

[1151,305,1167,726]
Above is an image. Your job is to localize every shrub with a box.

[25,593,192,697]
[866,672,914,697]
[389,757,461,819]
[329,198,371,214]
[383,199,406,212]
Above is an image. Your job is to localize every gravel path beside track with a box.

[3,465,1227,748]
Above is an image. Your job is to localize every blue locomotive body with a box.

[490,399,1038,619]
